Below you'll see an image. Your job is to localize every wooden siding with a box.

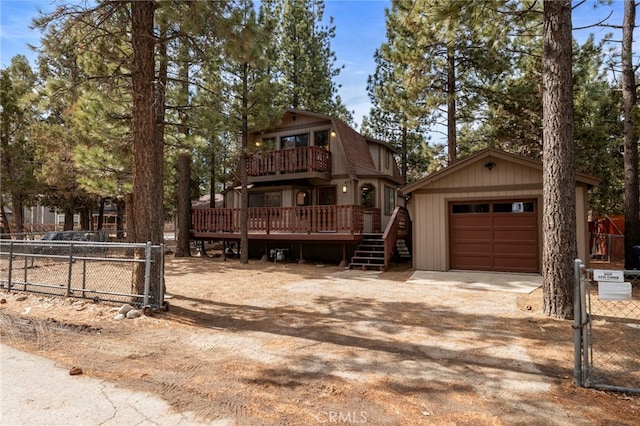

[428,160,542,190]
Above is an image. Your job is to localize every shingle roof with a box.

[332,119,379,178]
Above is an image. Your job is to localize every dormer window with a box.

[315,130,329,150]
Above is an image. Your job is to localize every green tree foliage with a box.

[361,49,443,183]
[263,0,352,123]
[0,56,39,233]
[224,0,285,263]
[379,0,513,164]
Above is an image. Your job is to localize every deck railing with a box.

[382,206,411,268]
[191,205,364,235]
[247,146,331,176]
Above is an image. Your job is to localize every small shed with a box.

[402,148,599,273]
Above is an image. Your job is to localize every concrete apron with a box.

[408,270,542,293]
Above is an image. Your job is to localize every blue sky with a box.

[0,0,632,126]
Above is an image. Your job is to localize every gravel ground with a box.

[0,255,638,425]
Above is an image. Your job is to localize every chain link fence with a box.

[575,260,640,394]
[0,233,165,313]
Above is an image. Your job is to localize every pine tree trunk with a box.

[447,43,457,165]
[11,193,24,233]
[97,198,105,230]
[131,0,161,294]
[175,154,192,257]
[542,0,576,319]
[240,64,249,264]
[622,0,640,269]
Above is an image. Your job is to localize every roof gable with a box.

[402,148,600,194]
[280,109,402,183]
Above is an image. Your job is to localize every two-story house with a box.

[190,109,410,268]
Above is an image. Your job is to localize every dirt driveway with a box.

[1,256,638,425]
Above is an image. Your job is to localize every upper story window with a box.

[384,185,395,215]
[314,130,329,150]
[281,133,309,149]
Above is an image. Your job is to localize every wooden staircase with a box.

[349,233,385,270]
[348,206,412,271]
[394,238,412,261]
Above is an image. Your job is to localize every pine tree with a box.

[542,0,576,319]
[621,0,640,269]
[381,0,513,164]
[362,49,440,183]
[265,0,350,122]
[0,56,39,233]
[224,0,284,263]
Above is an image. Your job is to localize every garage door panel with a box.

[452,230,493,240]
[493,242,537,255]
[454,244,492,254]
[450,200,538,273]
[494,215,536,227]
[492,229,537,240]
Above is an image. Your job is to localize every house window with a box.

[318,187,336,205]
[281,133,309,149]
[385,150,390,169]
[315,130,329,150]
[361,184,375,209]
[384,186,395,215]
[296,190,311,206]
[248,191,281,207]
[255,137,275,151]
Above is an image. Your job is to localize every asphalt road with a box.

[0,343,224,426]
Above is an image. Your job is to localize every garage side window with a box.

[452,203,490,213]
[494,202,534,213]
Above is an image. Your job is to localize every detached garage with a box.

[403,148,599,273]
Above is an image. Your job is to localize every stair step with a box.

[354,251,385,258]
[358,245,384,251]
[349,263,384,271]
[350,257,384,264]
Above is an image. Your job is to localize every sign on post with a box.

[594,270,631,301]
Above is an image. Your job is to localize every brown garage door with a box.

[449,200,538,273]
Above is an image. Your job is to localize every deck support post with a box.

[298,243,305,264]
[338,243,348,267]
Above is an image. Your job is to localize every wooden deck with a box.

[247,146,331,177]
[191,205,369,242]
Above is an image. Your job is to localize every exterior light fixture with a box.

[331,130,337,137]
[484,161,496,171]
[342,183,348,193]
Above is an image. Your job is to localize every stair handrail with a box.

[382,206,411,269]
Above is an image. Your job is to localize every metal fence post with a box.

[143,241,152,308]
[574,258,583,387]
[67,243,74,297]
[7,241,14,291]
[580,264,589,386]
